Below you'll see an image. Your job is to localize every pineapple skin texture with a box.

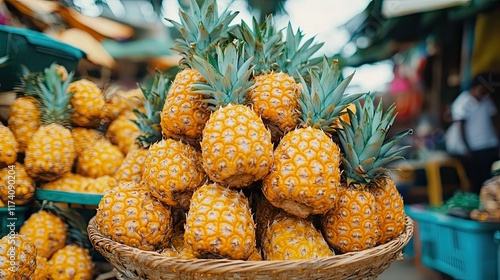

[32,255,50,280]
[19,210,67,259]
[25,124,76,181]
[7,96,40,153]
[262,213,333,260]
[161,68,210,142]
[48,244,94,280]
[370,177,405,244]
[184,183,256,260]
[0,163,35,205]
[76,140,124,178]
[0,125,18,167]
[0,234,37,279]
[105,114,141,155]
[67,79,106,127]
[115,148,148,184]
[201,104,274,188]
[250,72,300,136]
[262,127,341,218]
[142,139,207,209]
[322,188,379,253]
[71,127,104,156]
[95,182,173,251]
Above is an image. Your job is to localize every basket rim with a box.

[88,215,414,274]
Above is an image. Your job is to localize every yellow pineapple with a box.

[100,87,138,123]
[370,176,406,244]
[184,183,256,260]
[115,72,170,183]
[160,0,237,145]
[0,123,18,168]
[191,42,274,188]
[322,93,412,252]
[261,212,333,260]
[41,172,92,192]
[87,175,117,193]
[95,181,173,250]
[71,127,105,156]
[66,79,105,127]
[24,64,76,181]
[48,244,94,280]
[262,58,362,218]
[105,114,140,155]
[0,234,37,279]
[33,255,50,280]
[235,17,323,141]
[142,138,207,209]
[76,139,124,178]
[8,67,43,153]
[19,210,67,259]
[0,163,35,205]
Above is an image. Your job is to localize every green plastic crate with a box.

[407,205,500,280]
[0,25,85,91]
[0,205,30,237]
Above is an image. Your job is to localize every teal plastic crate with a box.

[0,205,29,237]
[0,25,85,91]
[407,205,500,280]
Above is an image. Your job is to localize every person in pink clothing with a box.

[445,73,500,194]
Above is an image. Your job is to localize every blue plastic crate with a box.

[407,205,500,280]
[0,205,29,237]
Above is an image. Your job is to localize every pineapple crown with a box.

[338,93,413,188]
[168,0,239,68]
[277,22,324,80]
[298,57,363,133]
[190,41,254,110]
[133,72,171,148]
[38,63,74,127]
[232,14,284,75]
[14,65,45,98]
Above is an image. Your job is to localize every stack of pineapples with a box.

[0,64,151,278]
[94,0,412,264]
[1,0,413,277]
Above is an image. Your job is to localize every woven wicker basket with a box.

[88,216,413,280]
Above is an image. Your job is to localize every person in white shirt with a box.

[445,73,500,194]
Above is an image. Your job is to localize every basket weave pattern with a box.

[88,216,413,280]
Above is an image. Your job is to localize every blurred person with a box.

[445,73,500,194]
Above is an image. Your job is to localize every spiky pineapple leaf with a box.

[297,57,363,133]
[338,93,413,187]
[190,42,254,109]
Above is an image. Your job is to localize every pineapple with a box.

[261,212,333,260]
[322,93,412,252]
[100,87,138,123]
[41,172,92,193]
[142,138,206,209]
[33,255,50,280]
[0,123,18,168]
[76,139,124,178]
[115,72,170,184]
[19,210,67,259]
[71,127,105,155]
[87,175,117,193]
[66,79,105,127]
[191,42,274,188]
[24,64,76,181]
[8,67,43,153]
[235,17,324,141]
[184,183,256,260]
[105,114,141,155]
[0,234,37,279]
[160,0,238,145]
[262,58,362,218]
[48,244,94,280]
[0,163,35,205]
[95,181,173,251]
